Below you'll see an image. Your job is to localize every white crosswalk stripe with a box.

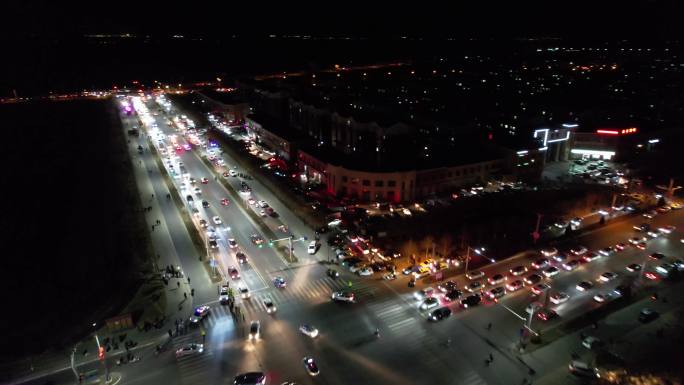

[459,369,488,385]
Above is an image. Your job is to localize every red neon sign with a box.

[596,127,638,135]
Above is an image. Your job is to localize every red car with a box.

[221,198,230,206]
[644,272,658,280]
[201,178,209,184]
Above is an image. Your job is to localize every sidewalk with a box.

[0,107,200,385]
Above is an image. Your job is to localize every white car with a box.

[229,169,237,177]
[331,291,355,303]
[193,187,202,196]
[228,238,238,248]
[358,267,373,276]
[420,297,439,310]
[550,292,570,304]
[540,247,558,257]
[658,225,676,234]
[328,219,342,227]
[257,200,269,208]
[414,287,435,301]
[308,241,318,255]
[175,343,204,358]
[299,324,319,338]
[212,216,222,225]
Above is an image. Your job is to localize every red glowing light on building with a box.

[596,127,637,135]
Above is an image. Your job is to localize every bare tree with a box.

[421,235,435,261]
[401,238,418,265]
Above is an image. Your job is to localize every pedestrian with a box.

[168,329,173,338]
[177,281,180,288]
[187,277,191,284]
[184,292,187,299]
[152,194,154,199]
[487,322,492,331]
[489,353,493,362]
[151,225,155,231]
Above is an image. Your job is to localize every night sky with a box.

[2,1,682,39]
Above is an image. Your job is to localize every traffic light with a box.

[98,347,105,361]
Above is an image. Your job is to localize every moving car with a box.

[465,281,484,293]
[414,287,436,300]
[598,272,618,282]
[237,252,248,264]
[562,260,580,271]
[524,274,542,286]
[638,308,659,323]
[299,324,319,338]
[219,285,230,303]
[438,281,459,293]
[510,265,528,276]
[428,307,452,321]
[598,247,615,256]
[249,234,264,245]
[249,321,261,340]
[228,239,238,248]
[257,200,269,208]
[531,258,549,270]
[537,308,558,321]
[582,336,604,350]
[273,276,287,288]
[327,268,340,278]
[443,290,463,303]
[649,253,666,260]
[420,297,439,310]
[576,281,594,292]
[531,283,551,295]
[543,266,560,278]
[540,247,558,257]
[176,343,204,358]
[593,292,613,303]
[583,252,601,262]
[553,253,569,263]
[263,298,276,314]
[358,267,374,276]
[487,287,506,300]
[303,356,320,376]
[308,241,318,254]
[332,291,355,303]
[229,267,240,280]
[465,270,485,280]
[568,360,600,379]
[460,294,482,308]
[658,225,676,234]
[189,305,210,323]
[212,216,222,225]
[239,286,250,299]
[202,200,210,208]
[550,292,570,304]
[505,280,524,292]
[487,274,507,286]
[570,246,588,256]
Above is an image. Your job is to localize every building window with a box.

[388,180,396,187]
[362,179,371,186]
[342,176,348,183]
[375,180,384,187]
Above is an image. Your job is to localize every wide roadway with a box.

[26,97,681,385]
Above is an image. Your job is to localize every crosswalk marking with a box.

[387,318,415,332]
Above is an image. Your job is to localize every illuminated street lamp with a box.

[464,246,489,275]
